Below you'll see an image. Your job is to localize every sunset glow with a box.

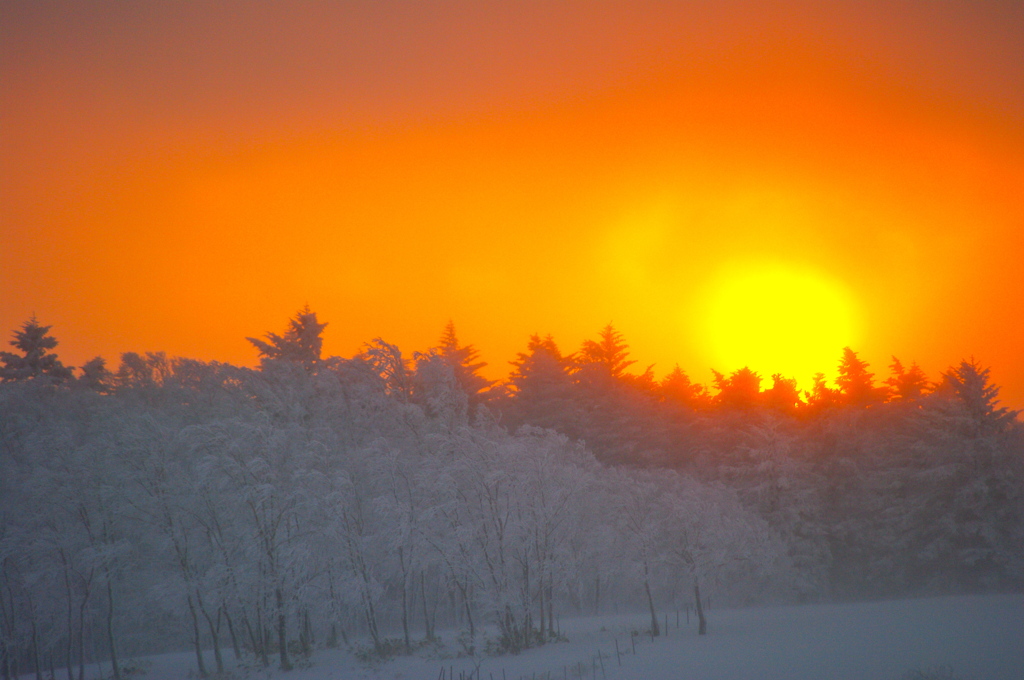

[2,2,1023,403]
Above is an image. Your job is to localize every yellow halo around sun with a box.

[700,263,859,389]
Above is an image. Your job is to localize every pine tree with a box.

[940,358,1017,435]
[432,320,492,403]
[659,365,709,408]
[509,334,568,394]
[806,372,840,411]
[885,356,930,402]
[77,356,112,393]
[505,334,576,430]
[576,324,635,379]
[835,347,883,407]
[763,373,802,413]
[0,316,74,383]
[247,305,327,372]
[712,367,762,410]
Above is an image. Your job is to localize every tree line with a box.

[1,310,1021,679]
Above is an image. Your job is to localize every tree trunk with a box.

[398,547,410,653]
[31,614,42,680]
[644,578,659,637]
[362,593,382,654]
[463,597,475,639]
[643,562,659,637]
[187,594,207,678]
[251,602,269,668]
[421,573,433,641]
[105,580,120,680]
[200,599,223,676]
[694,583,707,636]
[538,577,546,639]
[76,597,88,680]
[224,608,241,661]
[275,587,292,671]
[63,571,73,680]
[300,610,312,658]
[546,576,553,639]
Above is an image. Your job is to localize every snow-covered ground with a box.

[61,594,1024,680]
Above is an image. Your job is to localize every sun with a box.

[701,263,859,389]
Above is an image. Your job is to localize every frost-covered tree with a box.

[2,315,1022,676]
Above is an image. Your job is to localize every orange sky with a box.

[3,1,1024,406]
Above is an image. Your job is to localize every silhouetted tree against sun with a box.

[763,373,802,414]
[885,357,931,402]
[247,305,327,372]
[503,333,576,431]
[77,356,112,393]
[806,372,841,412]
[430,320,493,407]
[939,358,1018,436]
[712,367,762,410]
[566,325,677,465]
[659,365,711,409]
[836,347,884,407]
[575,323,635,381]
[0,316,74,384]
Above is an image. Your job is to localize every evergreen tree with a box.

[247,305,327,372]
[939,358,1017,435]
[505,334,576,430]
[806,372,841,411]
[576,324,635,379]
[835,347,884,407]
[763,373,802,413]
[77,356,112,393]
[509,334,570,395]
[659,365,709,409]
[712,367,762,410]
[432,320,492,403]
[0,316,74,383]
[885,356,930,402]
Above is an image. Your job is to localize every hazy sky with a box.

[3,1,1023,405]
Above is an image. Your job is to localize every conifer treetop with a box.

[0,316,74,383]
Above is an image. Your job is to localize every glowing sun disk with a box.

[703,264,858,389]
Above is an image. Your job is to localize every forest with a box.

[1,309,1022,679]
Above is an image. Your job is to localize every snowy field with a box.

[60,594,1024,680]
